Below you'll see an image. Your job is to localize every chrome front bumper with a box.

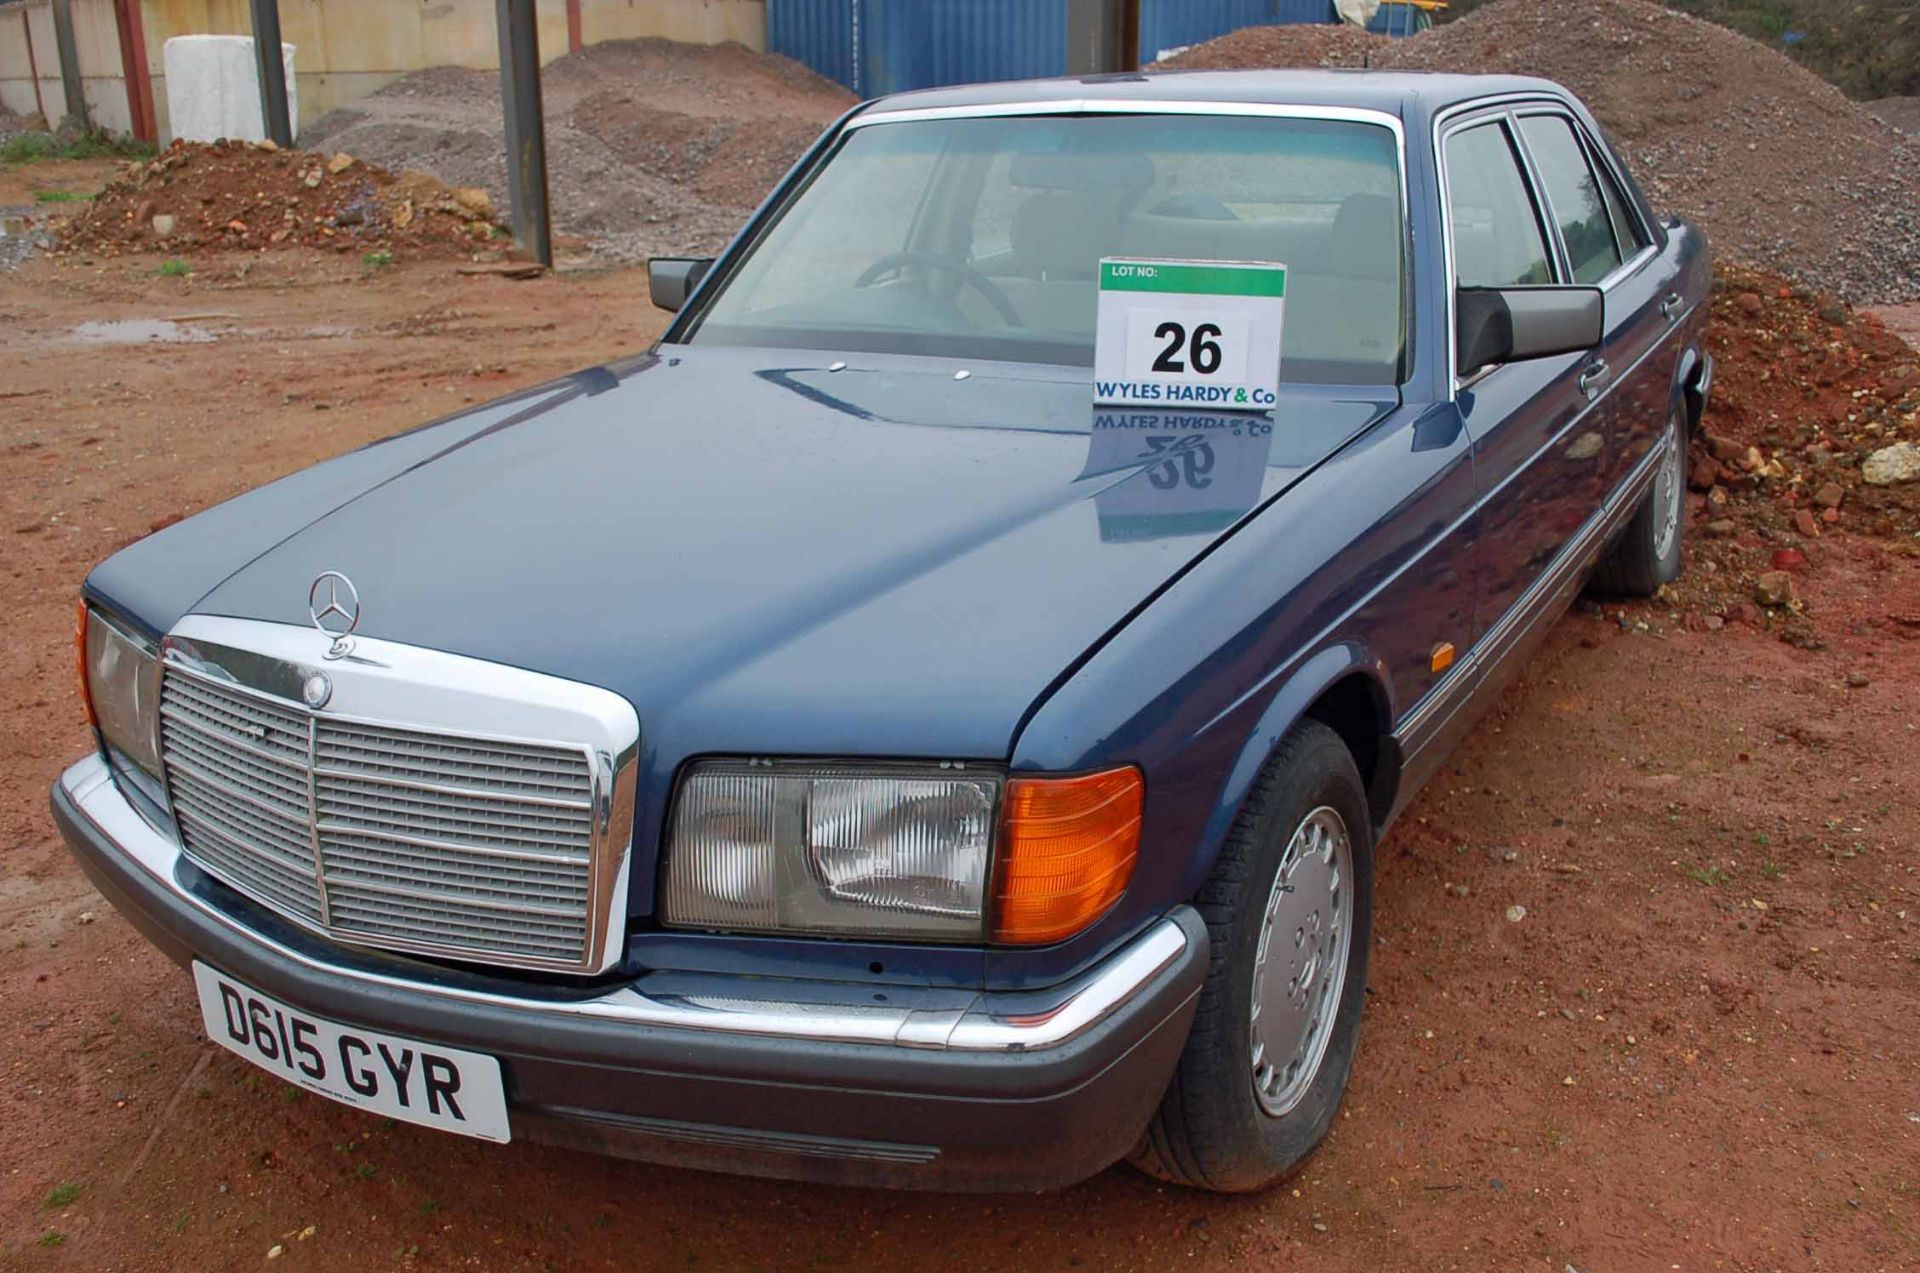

[54,753,1207,1189]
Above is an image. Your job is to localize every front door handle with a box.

[1659,292,1684,320]
[1578,360,1611,401]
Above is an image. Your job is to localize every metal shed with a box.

[769,0,1436,95]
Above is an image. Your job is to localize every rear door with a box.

[1514,110,1676,495]
[1440,112,1607,644]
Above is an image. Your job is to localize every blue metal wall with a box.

[768,0,1423,97]
[768,0,859,93]
[861,0,1067,97]
[768,0,1066,97]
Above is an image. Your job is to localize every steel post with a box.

[495,0,553,267]
[50,0,90,131]
[249,0,293,148]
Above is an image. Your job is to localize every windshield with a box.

[680,112,1406,385]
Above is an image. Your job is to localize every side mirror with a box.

[1457,286,1603,376]
[649,257,714,313]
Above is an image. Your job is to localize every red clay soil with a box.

[58,140,505,261]
[1664,267,1920,648]
[0,246,1917,1270]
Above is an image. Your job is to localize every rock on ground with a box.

[1862,441,1920,485]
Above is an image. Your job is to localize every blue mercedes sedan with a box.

[54,70,1710,1193]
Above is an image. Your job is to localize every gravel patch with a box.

[1163,0,1920,305]
[302,39,855,263]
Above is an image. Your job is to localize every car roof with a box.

[855,69,1571,131]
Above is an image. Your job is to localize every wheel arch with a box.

[1674,344,1712,434]
[1177,645,1398,902]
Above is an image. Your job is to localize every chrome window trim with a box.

[1435,96,1569,392]
[833,100,1415,386]
[159,616,639,976]
[848,99,1407,135]
[61,752,1189,1054]
[1439,94,1670,393]
[1514,105,1657,263]
[1509,106,1656,291]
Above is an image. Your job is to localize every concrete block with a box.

[162,35,297,144]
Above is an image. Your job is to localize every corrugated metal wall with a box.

[767,0,1421,96]
[767,0,858,93]
[862,0,1066,97]
[769,0,1065,97]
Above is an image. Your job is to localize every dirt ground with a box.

[3,241,1919,1270]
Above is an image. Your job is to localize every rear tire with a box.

[1590,409,1686,597]
[1131,719,1374,1193]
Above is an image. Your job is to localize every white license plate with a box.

[193,962,510,1143]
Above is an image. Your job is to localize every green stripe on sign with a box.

[1100,260,1287,298]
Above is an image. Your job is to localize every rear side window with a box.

[1444,122,1553,288]
[1590,143,1648,258]
[1518,114,1622,285]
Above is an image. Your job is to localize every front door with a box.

[1442,114,1610,643]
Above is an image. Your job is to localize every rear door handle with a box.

[1578,361,1611,401]
[1659,292,1684,320]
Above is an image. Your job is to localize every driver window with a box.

[1444,121,1554,288]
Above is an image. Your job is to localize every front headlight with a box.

[79,602,163,777]
[661,760,1146,944]
[662,761,1001,940]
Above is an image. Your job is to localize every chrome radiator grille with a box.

[159,664,603,970]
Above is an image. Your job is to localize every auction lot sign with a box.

[1093,259,1286,411]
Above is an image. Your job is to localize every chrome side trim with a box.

[60,753,1190,1054]
[161,616,638,976]
[1396,422,1665,756]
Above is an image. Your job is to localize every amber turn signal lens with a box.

[75,597,96,727]
[993,767,1143,945]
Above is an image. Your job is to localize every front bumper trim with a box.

[56,753,1190,1054]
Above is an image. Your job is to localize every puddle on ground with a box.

[68,319,216,345]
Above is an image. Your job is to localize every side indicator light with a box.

[1430,641,1456,675]
[993,767,1143,945]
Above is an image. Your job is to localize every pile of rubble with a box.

[57,138,504,259]
[1162,0,1920,305]
[302,38,857,262]
[1665,265,1920,643]
[1156,24,1381,70]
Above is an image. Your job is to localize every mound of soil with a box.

[303,38,855,262]
[1668,265,1920,643]
[58,139,502,259]
[1156,23,1382,70]
[1164,0,1920,305]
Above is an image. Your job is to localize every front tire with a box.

[1590,408,1687,597]
[1131,720,1374,1192]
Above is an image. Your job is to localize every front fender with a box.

[1172,644,1393,901]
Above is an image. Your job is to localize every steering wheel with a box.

[853,250,1024,328]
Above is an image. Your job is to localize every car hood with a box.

[96,345,1394,761]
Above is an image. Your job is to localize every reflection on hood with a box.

[1081,410,1276,543]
